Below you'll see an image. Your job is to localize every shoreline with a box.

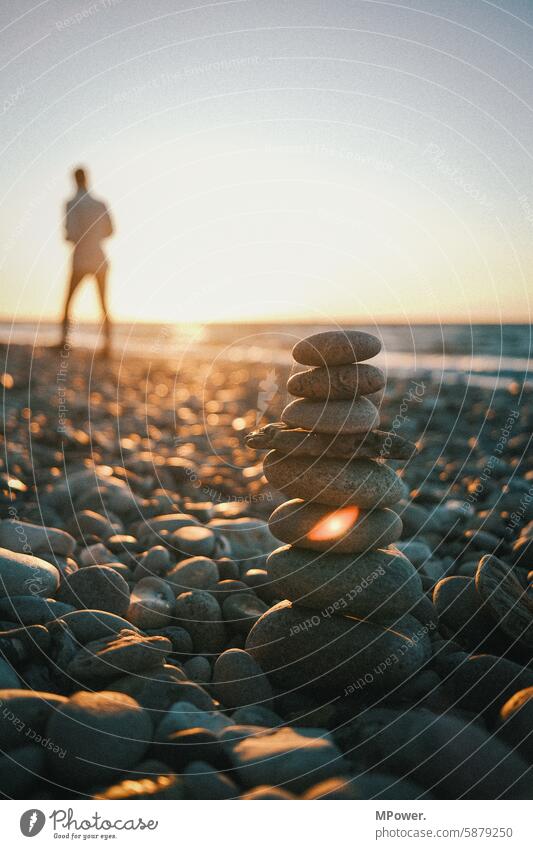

[1,340,531,392]
[0,339,531,800]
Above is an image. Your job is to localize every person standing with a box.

[60,167,114,355]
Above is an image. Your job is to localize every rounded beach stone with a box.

[301,778,359,799]
[134,545,172,580]
[110,665,194,713]
[227,726,346,793]
[0,624,50,664]
[174,591,227,655]
[288,363,385,400]
[158,680,217,713]
[182,761,239,800]
[206,518,279,560]
[395,540,432,569]
[292,330,381,366]
[0,658,20,689]
[66,509,117,540]
[147,626,193,655]
[51,609,140,643]
[433,575,497,648]
[281,397,379,435]
[127,577,175,629]
[95,772,184,800]
[241,569,275,603]
[183,502,215,523]
[170,526,216,558]
[0,689,67,749]
[267,545,423,620]
[245,600,429,691]
[511,536,533,569]
[155,701,232,740]
[166,556,219,593]
[106,534,141,553]
[241,786,295,800]
[0,547,60,599]
[246,423,416,460]
[498,687,533,762]
[0,745,45,796]
[56,565,130,616]
[46,690,152,788]
[475,555,533,647]
[263,452,404,508]
[138,513,200,543]
[442,654,533,718]
[154,727,230,772]
[212,649,273,709]
[222,593,269,634]
[183,656,212,684]
[217,558,240,580]
[268,500,402,553]
[67,632,171,685]
[344,706,530,800]
[0,520,75,556]
[231,705,282,727]
[79,543,117,567]
[0,595,74,625]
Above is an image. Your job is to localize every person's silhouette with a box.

[60,167,114,354]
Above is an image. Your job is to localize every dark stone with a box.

[335,707,530,799]
[498,687,533,762]
[443,654,533,718]
[246,600,430,693]
[475,555,533,647]
[57,566,130,616]
[153,727,231,771]
[46,691,152,788]
[0,596,75,626]
[245,422,416,460]
[433,576,499,649]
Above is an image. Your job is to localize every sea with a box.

[0,321,531,389]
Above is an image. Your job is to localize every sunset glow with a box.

[307,506,360,542]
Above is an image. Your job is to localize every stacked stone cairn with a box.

[245,330,433,695]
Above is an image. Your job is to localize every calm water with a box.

[0,321,531,387]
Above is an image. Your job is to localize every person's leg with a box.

[61,268,82,345]
[95,264,111,351]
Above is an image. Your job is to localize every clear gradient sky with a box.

[1,0,533,324]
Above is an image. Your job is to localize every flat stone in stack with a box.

[245,329,429,694]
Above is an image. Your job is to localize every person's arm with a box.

[101,204,114,239]
[64,202,76,242]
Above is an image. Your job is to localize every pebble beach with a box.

[0,333,532,801]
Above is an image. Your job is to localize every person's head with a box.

[73,167,88,190]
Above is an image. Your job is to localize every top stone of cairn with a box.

[292,329,382,366]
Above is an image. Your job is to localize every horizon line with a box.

[0,316,531,327]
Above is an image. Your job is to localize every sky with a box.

[1,0,533,325]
